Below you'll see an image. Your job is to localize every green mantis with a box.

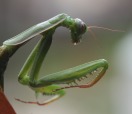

[2,13,108,105]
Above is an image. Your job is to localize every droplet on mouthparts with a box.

[74,42,77,45]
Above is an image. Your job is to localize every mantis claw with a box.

[51,59,108,91]
[15,94,62,106]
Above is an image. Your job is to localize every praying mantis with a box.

[0,13,109,106]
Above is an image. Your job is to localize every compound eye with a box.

[75,18,87,35]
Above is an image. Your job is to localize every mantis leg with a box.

[15,85,65,105]
[18,31,54,85]
[31,59,108,90]
[17,31,66,105]
[17,29,108,105]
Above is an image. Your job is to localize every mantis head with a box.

[70,18,87,44]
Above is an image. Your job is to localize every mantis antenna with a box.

[88,26,125,32]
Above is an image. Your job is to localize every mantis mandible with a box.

[2,13,108,105]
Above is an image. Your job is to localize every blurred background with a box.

[0,0,132,114]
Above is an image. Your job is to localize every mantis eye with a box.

[71,18,87,44]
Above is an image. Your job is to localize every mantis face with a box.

[70,18,87,44]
